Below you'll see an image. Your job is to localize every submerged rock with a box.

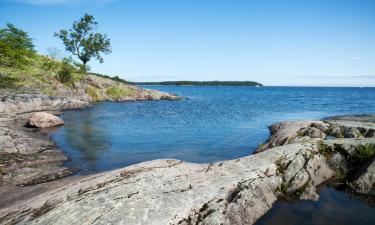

[27,112,64,128]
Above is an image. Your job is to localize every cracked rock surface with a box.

[1,97,374,225]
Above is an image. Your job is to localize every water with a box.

[255,182,375,225]
[50,86,375,173]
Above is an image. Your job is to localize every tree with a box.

[54,14,111,73]
[0,23,35,67]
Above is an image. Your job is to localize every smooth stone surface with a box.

[27,112,64,128]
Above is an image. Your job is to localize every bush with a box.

[0,23,35,67]
[57,61,74,83]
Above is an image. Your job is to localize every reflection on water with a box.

[50,86,375,174]
[255,182,375,225]
[55,110,111,171]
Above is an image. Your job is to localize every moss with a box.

[106,86,135,99]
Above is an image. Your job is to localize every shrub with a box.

[57,60,74,83]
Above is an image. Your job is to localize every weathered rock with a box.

[1,106,374,225]
[256,121,328,152]
[27,112,64,128]
[353,159,375,195]
[0,142,334,225]
[0,92,90,115]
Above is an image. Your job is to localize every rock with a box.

[256,121,328,152]
[0,142,335,225]
[353,159,375,195]
[298,126,326,138]
[27,112,64,128]
[1,109,375,224]
[0,92,90,114]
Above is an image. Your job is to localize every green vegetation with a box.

[352,143,375,163]
[54,14,111,73]
[0,23,35,67]
[275,155,291,175]
[106,86,135,99]
[132,81,263,86]
[317,140,334,159]
[57,59,75,83]
[89,72,128,84]
[86,86,101,101]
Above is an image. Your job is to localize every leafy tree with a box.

[54,14,111,73]
[0,23,35,67]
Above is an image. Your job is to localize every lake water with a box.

[51,86,375,173]
[50,86,375,224]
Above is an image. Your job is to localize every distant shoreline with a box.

[130,81,263,86]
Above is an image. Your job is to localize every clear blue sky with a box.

[1,0,375,86]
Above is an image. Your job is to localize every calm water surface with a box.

[51,86,375,173]
[50,86,375,225]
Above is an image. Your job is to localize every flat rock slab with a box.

[0,142,335,225]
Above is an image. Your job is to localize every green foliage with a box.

[352,144,375,163]
[132,81,263,86]
[106,86,135,99]
[0,23,35,67]
[56,59,75,83]
[54,14,111,72]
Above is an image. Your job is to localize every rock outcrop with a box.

[26,112,64,128]
[0,114,374,225]
[1,87,374,225]
[0,91,90,115]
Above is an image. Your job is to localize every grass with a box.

[106,86,135,99]
[1,52,138,102]
[352,143,375,164]
[275,155,291,175]
[86,86,101,101]
[0,76,19,88]
[317,140,334,159]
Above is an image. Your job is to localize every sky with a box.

[1,0,375,86]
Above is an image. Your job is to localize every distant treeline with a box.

[131,81,263,86]
[89,72,129,84]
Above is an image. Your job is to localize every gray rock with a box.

[0,142,334,225]
[353,159,375,195]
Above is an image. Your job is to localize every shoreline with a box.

[0,92,374,224]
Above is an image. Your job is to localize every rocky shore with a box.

[0,85,180,204]
[0,90,374,224]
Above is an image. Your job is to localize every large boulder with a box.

[27,112,64,128]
